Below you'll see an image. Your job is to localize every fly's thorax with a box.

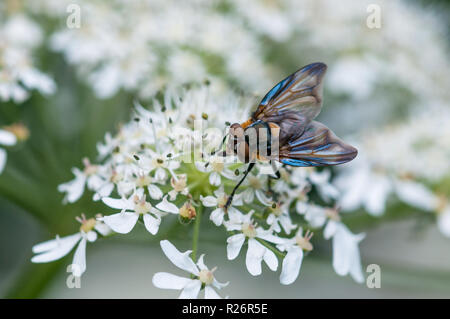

[226,121,280,163]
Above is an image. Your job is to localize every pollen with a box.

[436,195,448,214]
[242,222,257,238]
[247,176,262,189]
[135,199,152,215]
[217,195,228,208]
[199,269,215,285]
[76,214,97,233]
[325,207,341,221]
[210,160,224,172]
[296,230,314,251]
[179,201,196,219]
[136,174,152,187]
[3,123,30,141]
[110,170,123,183]
[83,158,98,175]
[171,175,187,192]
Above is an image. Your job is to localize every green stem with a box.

[191,206,203,262]
[255,237,286,259]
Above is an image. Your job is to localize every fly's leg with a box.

[225,162,255,209]
[267,160,281,196]
[210,135,228,156]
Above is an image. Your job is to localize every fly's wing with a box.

[279,121,357,167]
[253,62,327,123]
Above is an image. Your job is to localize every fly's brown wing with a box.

[253,62,327,127]
[278,121,357,167]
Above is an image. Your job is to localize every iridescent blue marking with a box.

[260,75,293,105]
[281,159,321,167]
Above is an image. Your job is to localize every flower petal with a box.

[160,240,199,275]
[156,196,179,214]
[263,246,278,272]
[210,208,224,226]
[438,208,450,237]
[394,180,437,212]
[101,197,133,210]
[226,234,245,260]
[72,237,87,276]
[32,233,81,263]
[197,254,207,271]
[204,286,222,299]
[148,184,163,200]
[241,188,254,203]
[0,129,16,146]
[179,279,202,299]
[57,168,86,203]
[332,223,365,283]
[86,231,97,242]
[92,182,114,201]
[364,174,391,216]
[323,220,338,239]
[143,213,161,235]
[0,148,6,174]
[212,278,229,290]
[102,212,138,234]
[280,246,303,285]
[200,195,217,207]
[255,190,272,206]
[152,272,192,290]
[94,222,112,236]
[209,172,221,186]
[246,238,265,276]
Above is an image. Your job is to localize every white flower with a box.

[328,57,376,100]
[200,186,243,226]
[240,174,273,206]
[101,190,178,235]
[152,240,229,299]
[58,158,100,203]
[138,148,180,183]
[324,220,365,283]
[335,155,392,216]
[0,129,17,174]
[277,228,314,285]
[167,50,207,84]
[224,211,283,276]
[0,14,55,103]
[393,179,439,212]
[266,201,297,235]
[307,169,339,202]
[195,155,237,186]
[31,216,111,276]
[168,174,189,201]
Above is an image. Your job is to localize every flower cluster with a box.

[335,107,450,237]
[31,85,365,297]
[26,0,450,129]
[30,0,277,98]
[281,0,450,132]
[0,7,55,103]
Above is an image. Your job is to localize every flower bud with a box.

[179,201,196,219]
